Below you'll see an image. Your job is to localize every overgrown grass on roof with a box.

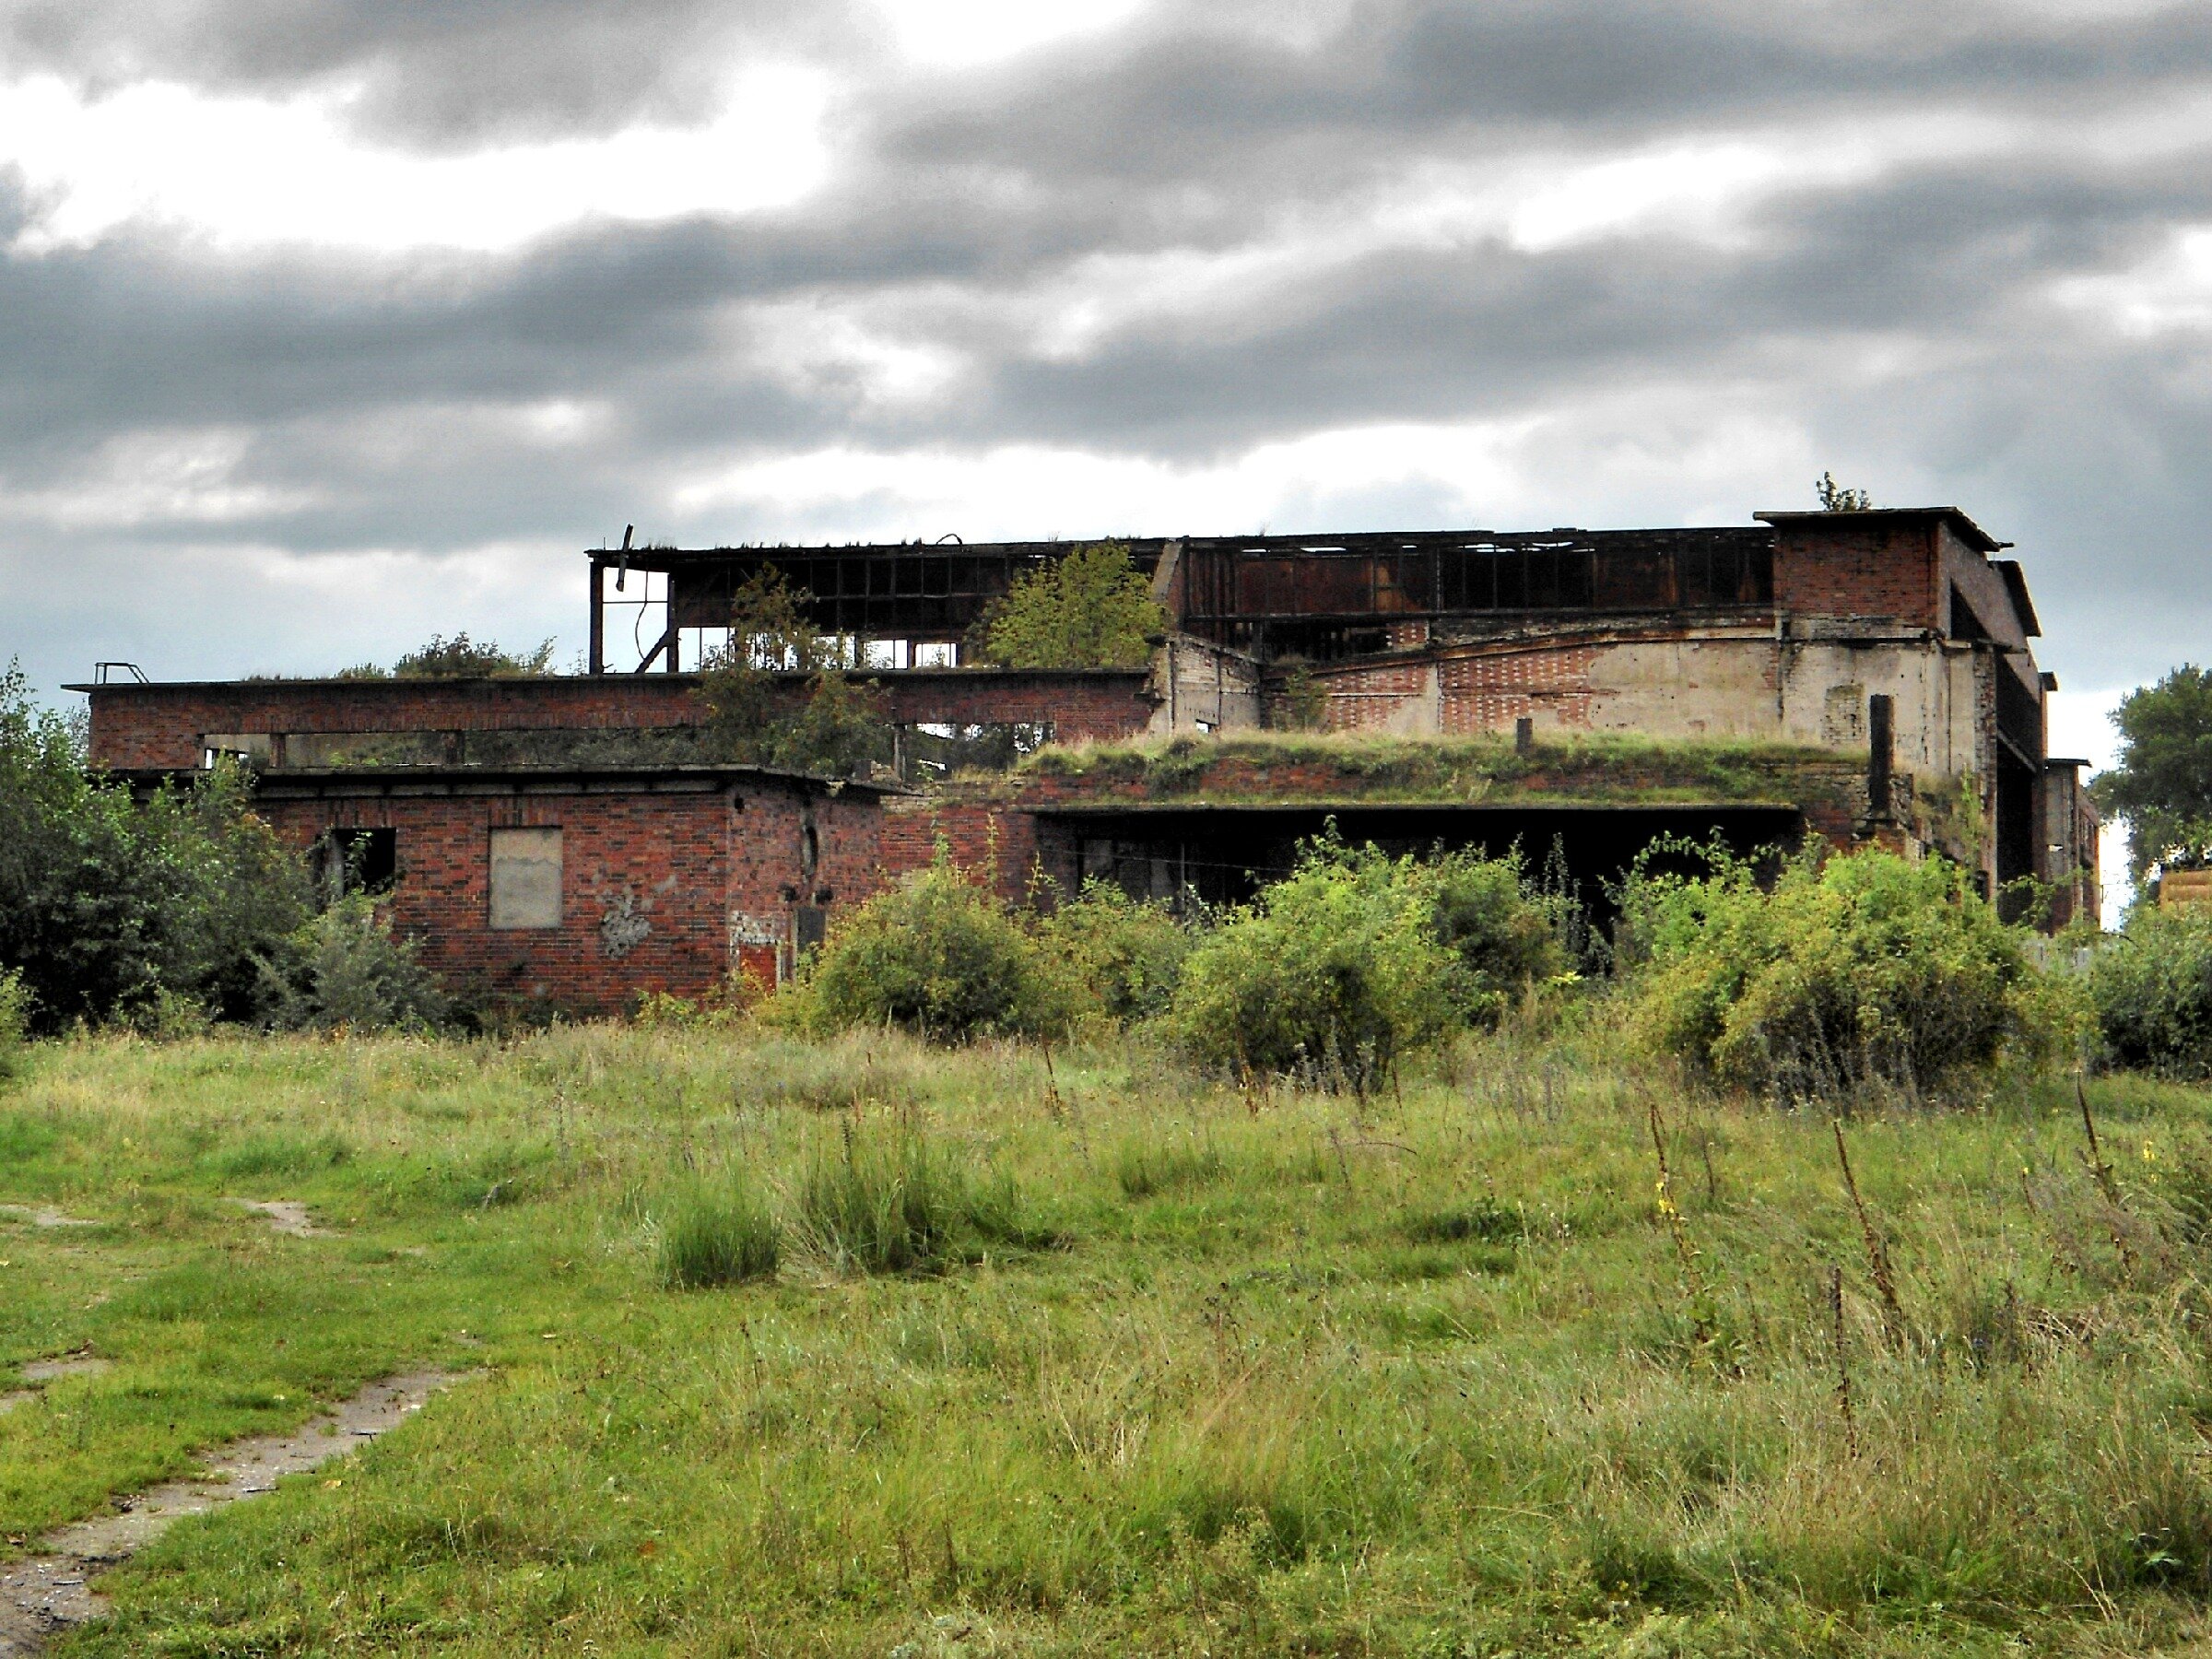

[1014,728,1847,806]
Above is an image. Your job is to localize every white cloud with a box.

[0,70,832,253]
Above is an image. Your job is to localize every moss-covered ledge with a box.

[970,731,1867,812]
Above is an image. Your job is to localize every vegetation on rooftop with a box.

[1016,727,1849,806]
[692,568,896,778]
[335,631,559,680]
[967,541,1166,670]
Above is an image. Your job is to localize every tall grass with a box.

[12,1021,2212,1653]
[657,1178,781,1288]
[793,1126,1048,1274]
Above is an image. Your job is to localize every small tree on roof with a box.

[971,542,1166,670]
[695,569,892,776]
[1816,473,1876,512]
[389,633,556,678]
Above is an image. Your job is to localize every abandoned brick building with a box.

[78,506,2099,1014]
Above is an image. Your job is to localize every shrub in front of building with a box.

[0,668,322,1031]
[2088,904,2212,1077]
[1166,840,1560,1092]
[1631,849,2070,1098]
[796,853,1069,1041]
[252,893,451,1034]
[1035,877,1191,1029]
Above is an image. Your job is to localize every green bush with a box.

[659,1180,782,1288]
[2088,905,2212,1077]
[1037,878,1190,1028]
[1631,849,2061,1097]
[1167,842,1451,1090]
[0,967,29,1079]
[800,853,1066,1041]
[1427,849,1572,1024]
[971,542,1166,670]
[0,668,317,1030]
[794,1128,1047,1275]
[1165,839,1568,1088]
[253,894,451,1033]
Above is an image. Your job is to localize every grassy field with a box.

[6,1021,2212,1655]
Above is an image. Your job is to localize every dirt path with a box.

[231,1199,337,1237]
[0,1206,94,1230]
[0,1370,467,1656]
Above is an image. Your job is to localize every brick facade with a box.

[85,669,1157,772]
[249,769,888,1017]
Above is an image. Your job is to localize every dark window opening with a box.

[794,906,829,955]
[314,827,397,901]
[1949,585,1990,641]
[1995,754,2037,924]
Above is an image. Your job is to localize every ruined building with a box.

[78,506,2099,1015]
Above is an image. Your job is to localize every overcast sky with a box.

[3,0,2206,787]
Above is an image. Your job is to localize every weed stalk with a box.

[1828,1263,1860,1458]
[1647,1096,1713,1344]
[1831,1118,1905,1351]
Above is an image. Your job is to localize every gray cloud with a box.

[4,0,2211,706]
[892,1,2212,181]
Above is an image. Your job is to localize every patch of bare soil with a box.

[0,1370,467,1656]
[231,1199,336,1238]
[0,1355,111,1418]
[0,1207,94,1230]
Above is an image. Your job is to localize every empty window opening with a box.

[900,721,1053,779]
[202,732,273,768]
[489,827,564,930]
[313,828,397,900]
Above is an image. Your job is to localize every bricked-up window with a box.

[488,828,563,930]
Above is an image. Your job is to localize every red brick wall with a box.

[253,778,878,1016]
[87,670,1157,771]
[1304,661,1426,732]
[1439,645,1601,731]
[876,797,1052,902]
[1771,520,1939,625]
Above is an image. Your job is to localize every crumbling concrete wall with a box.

[1147,636,1264,734]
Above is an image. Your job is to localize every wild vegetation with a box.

[6,1012,2212,1655]
[12,642,2212,1650]
[2094,664,2212,883]
[968,541,1167,670]
[2088,903,2212,1078]
[335,632,559,679]
[1629,844,2070,1098]
[0,667,429,1036]
[693,568,897,777]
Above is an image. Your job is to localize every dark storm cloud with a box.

[4,0,2212,700]
[892,0,2212,181]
